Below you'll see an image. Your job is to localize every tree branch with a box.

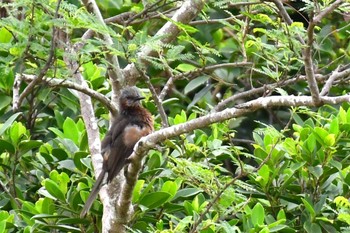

[139,70,169,128]
[118,94,350,228]
[303,15,321,104]
[159,62,252,100]
[81,0,124,102]
[17,73,117,115]
[313,0,344,23]
[122,0,206,84]
[140,95,350,148]
[270,0,345,105]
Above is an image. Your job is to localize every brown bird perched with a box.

[80,86,153,218]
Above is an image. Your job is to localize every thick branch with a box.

[313,0,344,23]
[118,94,350,226]
[61,39,109,231]
[141,95,350,147]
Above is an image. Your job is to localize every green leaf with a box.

[259,227,269,233]
[161,181,178,199]
[269,224,288,232]
[0,95,11,111]
[277,209,286,222]
[35,198,54,215]
[212,28,224,44]
[10,122,27,146]
[63,118,79,145]
[147,152,161,170]
[187,84,212,110]
[19,140,43,153]
[50,170,70,195]
[139,192,172,209]
[73,151,89,172]
[58,159,77,171]
[132,180,145,202]
[176,64,197,72]
[329,117,339,135]
[304,222,322,233]
[257,164,270,187]
[324,134,335,146]
[173,188,202,200]
[44,179,65,201]
[51,148,68,160]
[174,110,187,125]
[49,127,65,139]
[0,27,12,43]
[314,127,328,141]
[304,134,316,153]
[0,112,22,136]
[302,198,316,220]
[0,139,15,154]
[252,203,265,227]
[184,76,209,94]
[0,221,6,233]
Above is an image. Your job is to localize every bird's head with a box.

[119,86,145,110]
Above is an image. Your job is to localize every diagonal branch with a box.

[313,0,344,23]
[122,0,206,84]
[18,74,117,115]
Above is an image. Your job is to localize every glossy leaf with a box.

[251,203,265,227]
[139,192,172,209]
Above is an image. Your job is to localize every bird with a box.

[80,86,154,218]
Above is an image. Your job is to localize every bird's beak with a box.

[135,96,145,101]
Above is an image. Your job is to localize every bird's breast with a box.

[123,124,152,147]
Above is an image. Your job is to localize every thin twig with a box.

[189,140,279,233]
[13,0,62,111]
[18,74,117,115]
[125,0,167,25]
[138,70,169,128]
[159,62,252,100]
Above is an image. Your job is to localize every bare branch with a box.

[18,73,117,115]
[139,71,169,128]
[321,67,350,95]
[313,0,344,23]
[271,0,324,104]
[159,62,252,100]
[271,0,293,25]
[303,16,321,104]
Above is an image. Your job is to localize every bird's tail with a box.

[80,171,106,218]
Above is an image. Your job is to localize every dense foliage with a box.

[0,0,350,232]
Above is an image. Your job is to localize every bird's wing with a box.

[102,117,134,182]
